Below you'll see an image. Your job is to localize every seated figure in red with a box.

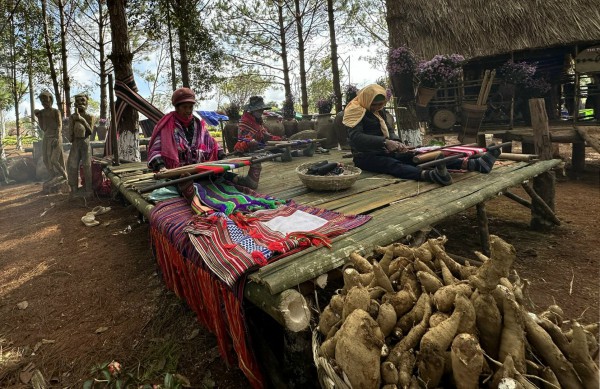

[147,88,262,193]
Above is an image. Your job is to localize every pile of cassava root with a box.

[317,235,599,389]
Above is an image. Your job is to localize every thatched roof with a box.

[387,0,600,60]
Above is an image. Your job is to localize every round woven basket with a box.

[312,329,351,389]
[296,162,361,191]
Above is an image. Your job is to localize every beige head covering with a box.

[342,84,389,138]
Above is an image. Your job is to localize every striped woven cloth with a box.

[440,145,486,157]
[150,190,371,288]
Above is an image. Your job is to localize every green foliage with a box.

[2,135,39,146]
[217,73,271,108]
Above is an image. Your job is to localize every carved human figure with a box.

[67,93,94,195]
[34,90,68,182]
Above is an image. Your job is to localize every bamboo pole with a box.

[499,153,539,162]
[477,70,491,105]
[105,168,155,219]
[481,69,496,105]
[244,282,311,332]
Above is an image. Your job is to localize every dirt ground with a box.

[0,144,598,388]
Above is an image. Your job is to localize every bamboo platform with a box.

[104,150,560,319]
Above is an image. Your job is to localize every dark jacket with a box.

[346,110,400,154]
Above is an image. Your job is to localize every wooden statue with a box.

[67,93,95,196]
[34,90,68,184]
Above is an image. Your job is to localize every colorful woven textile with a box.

[185,203,371,287]
[149,187,371,388]
[441,145,486,157]
[194,180,283,215]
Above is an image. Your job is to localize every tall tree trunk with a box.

[40,0,63,118]
[98,0,107,120]
[177,30,190,87]
[166,4,177,91]
[58,0,71,116]
[327,0,342,112]
[174,1,190,88]
[9,18,21,150]
[107,0,139,133]
[27,27,37,136]
[294,0,308,114]
[277,3,292,100]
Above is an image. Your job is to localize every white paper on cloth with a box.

[262,209,328,235]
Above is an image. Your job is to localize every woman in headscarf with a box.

[343,84,500,185]
[148,87,261,190]
[234,96,315,161]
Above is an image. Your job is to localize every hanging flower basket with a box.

[416,86,438,107]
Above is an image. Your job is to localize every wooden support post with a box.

[522,182,561,226]
[476,203,490,257]
[244,281,311,332]
[571,142,586,176]
[503,191,532,209]
[528,98,557,230]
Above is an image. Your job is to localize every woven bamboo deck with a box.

[104,150,561,297]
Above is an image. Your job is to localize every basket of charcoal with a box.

[296,161,361,191]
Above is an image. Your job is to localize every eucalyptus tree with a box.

[214,0,294,101]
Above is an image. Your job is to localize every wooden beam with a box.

[575,126,600,152]
[521,182,560,226]
[503,191,532,209]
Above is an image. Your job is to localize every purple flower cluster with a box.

[417,54,464,88]
[316,95,334,114]
[388,45,418,76]
[499,61,537,85]
[344,84,358,104]
[522,77,551,97]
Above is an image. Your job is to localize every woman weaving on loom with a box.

[148,87,262,196]
[344,84,501,186]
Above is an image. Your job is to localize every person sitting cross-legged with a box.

[234,96,315,161]
[344,84,501,186]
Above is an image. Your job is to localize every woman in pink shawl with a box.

[148,88,261,190]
